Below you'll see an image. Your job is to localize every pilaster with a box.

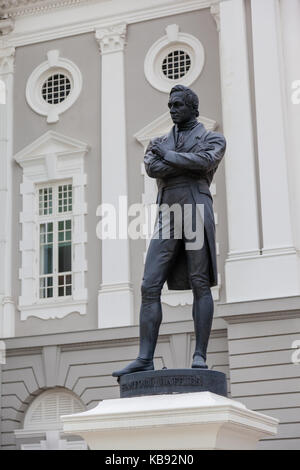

[96,24,134,328]
[0,46,16,338]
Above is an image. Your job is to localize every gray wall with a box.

[12,9,229,336]
[12,32,101,336]
[124,9,228,324]
[0,320,229,449]
[226,313,300,449]
[11,10,229,337]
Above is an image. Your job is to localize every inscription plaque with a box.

[119,369,227,398]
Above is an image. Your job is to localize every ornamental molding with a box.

[14,130,89,321]
[0,46,14,74]
[0,0,216,19]
[0,16,14,35]
[1,0,218,48]
[0,0,90,18]
[134,111,217,150]
[95,23,127,54]
[210,2,220,32]
[14,129,89,168]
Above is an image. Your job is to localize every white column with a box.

[249,0,300,298]
[216,1,261,302]
[0,47,16,337]
[251,0,293,252]
[280,0,300,254]
[219,0,260,257]
[95,24,134,328]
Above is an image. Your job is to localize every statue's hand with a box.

[151,141,168,159]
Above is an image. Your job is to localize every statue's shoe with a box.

[112,357,154,377]
[191,355,208,369]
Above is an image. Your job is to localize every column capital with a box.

[95,23,127,55]
[0,47,15,75]
[0,17,14,36]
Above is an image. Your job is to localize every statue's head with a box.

[168,85,199,125]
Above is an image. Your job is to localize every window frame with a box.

[144,24,205,93]
[15,130,89,321]
[36,180,73,303]
[26,49,82,123]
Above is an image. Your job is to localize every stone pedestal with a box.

[61,391,278,450]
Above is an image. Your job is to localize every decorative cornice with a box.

[217,309,300,325]
[0,0,216,19]
[0,0,90,18]
[135,111,217,149]
[0,46,15,74]
[14,130,90,165]
[95,23,127,54]
[2,0,217,48]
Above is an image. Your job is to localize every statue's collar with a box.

[176,119,199,132]
[166,121,206,152]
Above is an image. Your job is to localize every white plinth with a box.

[61,392,278,450]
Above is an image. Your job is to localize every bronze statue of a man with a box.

[113,85,226,377]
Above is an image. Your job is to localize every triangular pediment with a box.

[14,131,89,164]
[134,111,217,148]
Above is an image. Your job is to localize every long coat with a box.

[144,122,226,290]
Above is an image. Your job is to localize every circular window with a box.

[162,50,191,80]
[144,25,205,93]
[42,74,71,105]
[26,50,82,123]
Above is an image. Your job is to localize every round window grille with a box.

[42,73,71,105]
[162,50,191,80]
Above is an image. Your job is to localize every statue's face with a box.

[168,91,193,125]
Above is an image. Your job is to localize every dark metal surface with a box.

[112,85,226,379]
[119,369,227,398]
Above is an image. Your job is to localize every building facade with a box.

[0,0,300,450]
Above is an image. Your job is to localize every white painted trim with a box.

[210,2,220,32]
[251,0,295,252]
[0,18,14,35]
[36,181,74,304]
[0,46,16,338]
[26,49,82,123]
[24,388,85,430]
[135,112,221,305]
[218,0,260,263]
[161,282,220,306]
[134,111,217,148]
[14,131,89,321]
[225,250,300,303]
[99,282,134,293]
[95,23,126,54]
[144,24,205,93]
[20,300,88,321]
[2,0,218,48]
[21,439,88,450]
[0,47,15,74]
[280,0,300,256]
[96,23,134,328]
[15,428,88,449]
[16,388,87,449]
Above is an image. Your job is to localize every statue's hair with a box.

[169,85,199,117]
